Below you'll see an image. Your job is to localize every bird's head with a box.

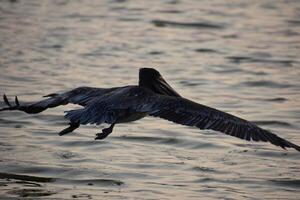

[139,68,181,97]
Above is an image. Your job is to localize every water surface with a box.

[0,0,300,199]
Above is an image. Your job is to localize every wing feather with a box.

[142,95,300,151]
[1,87,118,114]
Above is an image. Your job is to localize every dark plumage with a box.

[1,68,299,152]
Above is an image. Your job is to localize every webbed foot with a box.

[59,122,80,136]
[95,124,115,140]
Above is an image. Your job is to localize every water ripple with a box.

[269,178,300,188]
[0,172,124,187]
[194,48,222,54]
[151,20,225,29]
[240,80,293,88]
[0,172,53,183]
[227,56,295,66]
[1,0,300,199]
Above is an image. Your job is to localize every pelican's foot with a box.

[59,122,80,136]
[95,124,115,140]
[95,132,109,140]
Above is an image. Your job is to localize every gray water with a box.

[0,0,300,199]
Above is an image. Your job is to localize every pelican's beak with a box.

[153,76,181,97]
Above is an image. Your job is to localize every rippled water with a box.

[1,0,300,199]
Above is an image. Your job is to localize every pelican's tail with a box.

[65,109,84,123]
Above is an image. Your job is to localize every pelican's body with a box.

[1,68,300,151]
[68,86,152,125]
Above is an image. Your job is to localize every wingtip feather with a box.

[3,94,11,107]
[286,141,300,152]
[15,96,19,106]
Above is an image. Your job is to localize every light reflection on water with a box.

[0,0,300,199]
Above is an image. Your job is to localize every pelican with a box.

[1,68,299,151]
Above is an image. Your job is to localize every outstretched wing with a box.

[140,95,300,151]
[0,87,118,114]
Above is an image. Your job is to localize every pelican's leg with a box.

[95,123,115,140]
[59,122,80,136]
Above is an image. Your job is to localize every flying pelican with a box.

[0,68,299,151]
